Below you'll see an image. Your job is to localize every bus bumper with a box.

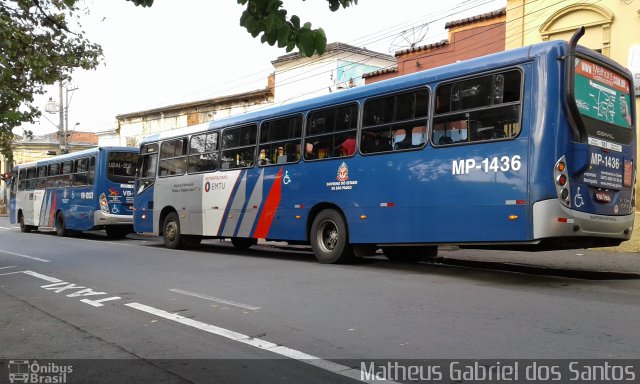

[93,210,134,226]
[533,199,634,240]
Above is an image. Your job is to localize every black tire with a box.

[18,212,32,233]
[231,237,257,250]
[106,226,129,239]
[163,211,184,249]
[55,213,67,237]
[382,246,438,263]
[310,209,354,264]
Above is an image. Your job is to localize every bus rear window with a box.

[573,58,634,144]
[107,152,137,183]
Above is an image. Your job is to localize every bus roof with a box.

[13,146,137,169]
[139,39,628,145]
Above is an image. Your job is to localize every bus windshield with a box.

[107,152,138,183]
[573,57,634,145]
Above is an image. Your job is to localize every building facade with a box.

[364,8,506,84]
[272,42,395,103]
[100,76,275,147]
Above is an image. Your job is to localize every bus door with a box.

[135,144,158,233]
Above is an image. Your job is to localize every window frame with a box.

[360,87,430,156]
[431,68,524,147]
[187,131,219,174]
[303,102,359,161]
[219,124,258,170]
[158,137,188,178]
[258,114,303,167]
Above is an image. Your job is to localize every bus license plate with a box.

[595,190,612,203]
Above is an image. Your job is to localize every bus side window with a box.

[220,124,257,170]
[258,115,302,166]
[47,163,60,189]
[433,70,522,146]
[305,103,358,160]
[36,165,47,189]
[159,138,188,177]
[18,168,26,191]
[87,157,96,185]
[26,167,36,190]
[73,158,89,186]
[188,132,218,173]
[361,88,429,154]
[60,161,73,188]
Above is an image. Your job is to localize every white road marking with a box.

[0,250,50,263]
[125,302,379,383]
[22,270,62,283]
[169,288,261,311]
[0,266,16,270]
[0,271,24,276]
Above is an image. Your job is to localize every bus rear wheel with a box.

[163,212,184,249]
[382,246,438,263]
[310,209,354,264]
[55,213,67,237]
[18,212,32,233]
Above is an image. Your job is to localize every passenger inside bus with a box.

[305,142,318,160]
[338,136,356,156]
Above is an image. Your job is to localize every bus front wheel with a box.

[55,213,67,237]
[18,212,32,233]
[310,209,354,264]
[163,212,184,249]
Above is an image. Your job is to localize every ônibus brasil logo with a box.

[7,360,73,384]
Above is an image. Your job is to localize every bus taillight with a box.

[554,157,570,207]
[99,193,109,213]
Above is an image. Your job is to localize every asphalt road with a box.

[1,217,639,383]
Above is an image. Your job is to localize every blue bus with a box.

[134,29,636,263]
[10,147,138,238]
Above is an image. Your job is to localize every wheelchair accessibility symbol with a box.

[283,171,291,185]
[111,205,120,214]
[574,187,584,208]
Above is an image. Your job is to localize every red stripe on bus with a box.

[48,191,57,227]
[253,168,283,238]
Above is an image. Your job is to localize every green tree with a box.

[0,0,102,162]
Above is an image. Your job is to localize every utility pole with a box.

[46,81,78,154]
[58,81,65,153]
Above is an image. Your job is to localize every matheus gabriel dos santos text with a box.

[360,361,637,382]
